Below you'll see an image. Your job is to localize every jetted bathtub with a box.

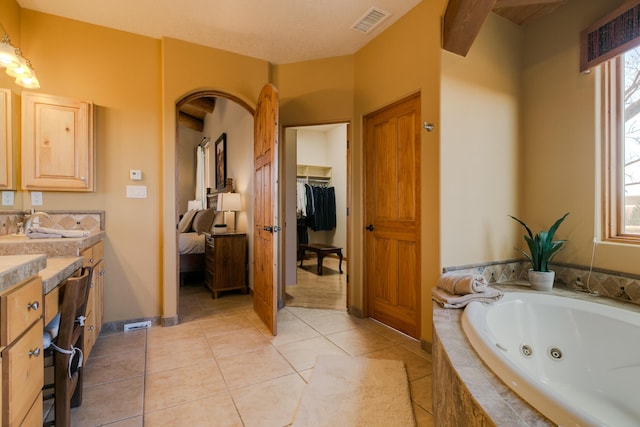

[461,291,640,427]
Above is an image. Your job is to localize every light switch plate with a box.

[1,191,14,206]
[31,191,43,206]
[126,185,147,199]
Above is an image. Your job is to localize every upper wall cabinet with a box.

[0,89,12,190]
[22,92,94,192]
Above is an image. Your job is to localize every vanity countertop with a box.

[0,254,85,294]
[0,254,47,293]
[41,256,84,294]
[0,230,105,257]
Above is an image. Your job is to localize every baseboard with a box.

[161,316,179,327]
[348,306,363,318]
[420,338,432,354]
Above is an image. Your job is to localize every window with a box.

[603,46,640,242]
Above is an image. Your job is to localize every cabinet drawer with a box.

[82,240,103,267]
[0,277,42,346]
[19,391,42,427]
[2,320,44,427]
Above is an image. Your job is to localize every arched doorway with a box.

[174,90,255,319]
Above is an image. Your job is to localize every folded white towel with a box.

[26,230,62,239]
[432,287,503,309]
[437,272,488,295]
[27,226,90,238]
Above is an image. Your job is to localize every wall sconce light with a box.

[216,192,241,231]
[0,24,40,89]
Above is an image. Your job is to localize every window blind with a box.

[581,0,640,72]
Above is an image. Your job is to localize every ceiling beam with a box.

[178,111,204,132]
[187,97,216,115]
[442,0,496,57]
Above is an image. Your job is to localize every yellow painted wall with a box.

[19,10,163,322]
[160,38,269,321]
[10,0,638,344]
[273,55,354,126]
[441,14,523,266]
[9,8,270,323]
[521,0,640,275]
[353,0,444,342]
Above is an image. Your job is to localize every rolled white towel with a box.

[432,287,503,309]
[27,226,90,238]
[437,272,487,295]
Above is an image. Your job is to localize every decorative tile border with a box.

[444,259,640,306]
[0,210,105,235]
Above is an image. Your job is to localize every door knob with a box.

[366,224,374,231]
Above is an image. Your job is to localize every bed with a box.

[178,208,215,285]
[179,179,234,284]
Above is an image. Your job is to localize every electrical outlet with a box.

[1,191,14,206]
[31,191,43,206]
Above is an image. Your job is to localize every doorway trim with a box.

[281,121,352,310]
[172,89,255,324]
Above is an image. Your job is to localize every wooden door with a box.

[253,84,279,335]
[364,93,421,338]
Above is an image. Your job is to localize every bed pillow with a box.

[192,208,215,234]
[178,209,198,233]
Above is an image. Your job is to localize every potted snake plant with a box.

[509,212,569,290]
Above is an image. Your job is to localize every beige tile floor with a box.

[70,285,434,426]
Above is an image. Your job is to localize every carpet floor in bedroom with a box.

[68,283,434,426]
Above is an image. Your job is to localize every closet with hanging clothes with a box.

[296,165,336,256]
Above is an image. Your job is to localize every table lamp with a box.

[216,192,241,231]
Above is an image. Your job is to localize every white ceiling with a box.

[17,0,423,64]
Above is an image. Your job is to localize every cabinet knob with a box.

[88,325,95,331]
[28,347,41,357]
[88,258,94,264]
[99,270,105,276]
[80,177,86,181]
[27,301,40,311]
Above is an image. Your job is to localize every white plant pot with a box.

[528,269,555,291]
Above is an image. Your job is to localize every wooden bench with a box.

[298,243,343,275]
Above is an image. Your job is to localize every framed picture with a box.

[215,133,227,190]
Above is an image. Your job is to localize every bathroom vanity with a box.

[0,212,105,425]
[0,254,47,426]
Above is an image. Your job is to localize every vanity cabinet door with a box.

[0,276,42,346]
[0,275,43,427]
[0,88,12,190]
[21,91,94,191]
[81,241,104,359]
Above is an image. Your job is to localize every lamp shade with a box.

[217,192,241,212]
[0,35,19,68]
[6,50,30,77]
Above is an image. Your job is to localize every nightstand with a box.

[205,232,247,298]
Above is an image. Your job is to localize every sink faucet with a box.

[24,211,53,230]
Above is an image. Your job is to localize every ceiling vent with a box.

[352,7,390,33]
